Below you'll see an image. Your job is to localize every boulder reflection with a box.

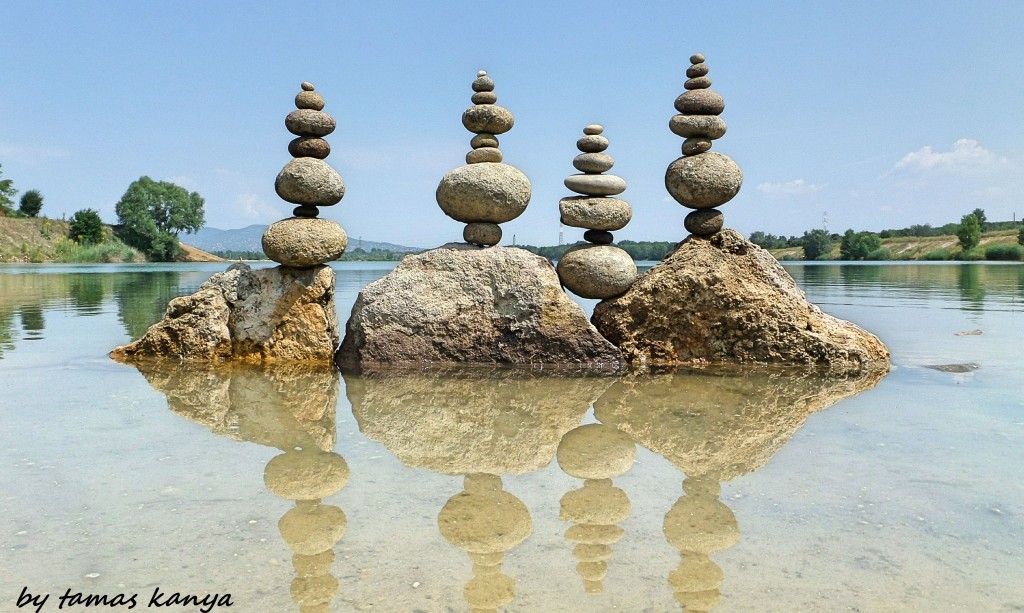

[125,360,345,612]
[347,369,612,612]
[595,367,885,610]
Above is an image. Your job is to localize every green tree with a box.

[115,177,205,261]
[971,208,987,229]
[839,229,883,260]
[69,208,105,244]
[18,189,44,217]
[801,229,834,260]
[957,213,981,251]
[1019,226,1024,246]
[0,163,17,213]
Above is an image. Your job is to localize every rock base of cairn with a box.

[336,243,622,370]
[110,263,340,365]
[592,230,890,373]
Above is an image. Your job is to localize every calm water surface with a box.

[0,261,1021,612]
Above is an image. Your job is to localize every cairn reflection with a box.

[347,369,612,611]
[595,368,885,610]
[125,360,346,612]
[556,424,636,594]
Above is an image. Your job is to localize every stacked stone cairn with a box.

[556,125,638,299]
[262,82,349,267]
[665,54,743,237]
[436,71,532,246]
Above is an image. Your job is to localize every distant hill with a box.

[185,224,420,254]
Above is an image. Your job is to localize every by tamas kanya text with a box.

[16,587,233,613]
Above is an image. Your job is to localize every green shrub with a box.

[68,208,105,244]
[984,244,1024,261]
[959,247,986,261]
[54,236,144,263]
[923,249,952,261]
[866,248,891,261]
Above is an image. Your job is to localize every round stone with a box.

[436,163,531,224]
[690,53,706,64]
[295,91,325,111]
[264,451,350,501]
[471,91,498,104]
[557,423,636,479]
[472,72,495,92]
[675,89,725,115]
[560,479,631,524]
[462,104,514,135]
[573,153,614,174]
[686,63,709,78]
[669,114,727,139]
[685,76,712,90]
[275,157,345,206]
[565,524,625,545]
[301,81,315,91]
[684,208,725,235]
[288,137,331,159]
[665,152,743,209]
[293,205,319,218]
[471,133,499,149]
[286,109,336,138]
[583,124,604,135]
[279,504,347,555]
[556,244,637,299]
[559,196,632,231]
[577,134,609,153]
[682,138,713,155]
[466,148,503,164]
[262,217,348,268]
[584,229,614,244]
[564,173,627,197]
[464,222,501,246]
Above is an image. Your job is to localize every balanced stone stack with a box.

[665,54,743,237]
[436,71,532,246]
[556,125,637,299]
[262,82,349,267]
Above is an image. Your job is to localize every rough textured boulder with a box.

[336,243,622,369]
[592,229,890,373]
[110,263,339,364]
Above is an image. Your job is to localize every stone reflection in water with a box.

[556,424,636,594]
[595,368,885,610]
[124,360,346,612]
[347,370,613,611]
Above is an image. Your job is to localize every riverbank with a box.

[769,229,1022,261]
[0,216,222,263]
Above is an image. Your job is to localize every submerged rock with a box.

[592,229,890,373]
[110,263,339,364]
[336,243,622,369]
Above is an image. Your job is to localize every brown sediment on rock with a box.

[592,229,890,373]
[110,263,339,365]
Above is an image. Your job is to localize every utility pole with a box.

[822,210,829,233]
[558,222,564,246]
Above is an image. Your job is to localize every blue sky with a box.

[2,1,1022,248]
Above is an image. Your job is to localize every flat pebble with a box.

[466,148,503,164]
[584,229,614,244]
[576,134,609,153]
[669,114,727,139]
[288,137,331,159]
[462,104,514,135]
[472,72,495,92]
[471,91,498,104]
[682,137,713,155]
[295,90,325,111]
[685,76,712,90]
[285,109,337,138]
[675,89,725,115]
[573,152,615,173]
[686,62,709,78]
[564,174,627,197]
[560,196,632,231]
[471,133,499,149]
[583,124,604,135]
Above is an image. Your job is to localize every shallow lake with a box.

[1,261,1021,612]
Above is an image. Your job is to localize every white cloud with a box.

[756,179,824,195]
[894,139,1008,174]
[235,193,278,220]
